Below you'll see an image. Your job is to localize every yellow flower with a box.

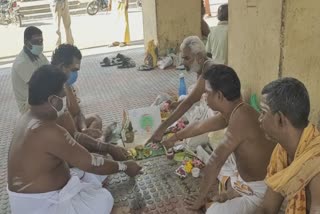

[184,161,193,173]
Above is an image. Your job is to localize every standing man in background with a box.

[206,4,228,64]
[50,0,74,47]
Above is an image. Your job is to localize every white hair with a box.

[180,36,206,57]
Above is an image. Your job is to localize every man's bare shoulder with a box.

[26,119,65,141]
[230,104,259,126]
[228,104,261,139]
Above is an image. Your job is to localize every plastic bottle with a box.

[179,73,187,96]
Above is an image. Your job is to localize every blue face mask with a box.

[66,71,78,86]
[30,45,43,56]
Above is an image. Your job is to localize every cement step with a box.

[19,0,87,20]
[22,7,88,21]
[19,1,82,14]
[19,0,140,21]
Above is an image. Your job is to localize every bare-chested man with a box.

[257,78,320,214]
[162,64,276,213]
[51,44,128,163]
[148,36,212,143]
[51,44,102,139]
[7,65,142,214]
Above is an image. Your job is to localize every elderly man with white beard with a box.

[147,36,214,143]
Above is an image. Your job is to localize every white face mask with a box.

[50,96,67,118]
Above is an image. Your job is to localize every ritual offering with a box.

[121,110,135,144]
[175,156,205,178]
[164,118,189,134]
[192,167,200,178]
[143,148,152,158]
[175,165,187,178]
[166,148,174,160]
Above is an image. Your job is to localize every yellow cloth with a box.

[117,1,130,44]
[266,123,320,214]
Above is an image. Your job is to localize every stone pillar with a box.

[229,0,320,124]
[142,0,201,56]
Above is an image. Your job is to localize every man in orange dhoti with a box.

[257,77,320,214]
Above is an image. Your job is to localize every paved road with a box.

[0,9,144,59]
[0,0,227,60]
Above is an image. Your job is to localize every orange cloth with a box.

[266,123,320,214]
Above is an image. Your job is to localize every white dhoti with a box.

[207,164,267,214]
[70,168,108,186]
[7,176,113,214]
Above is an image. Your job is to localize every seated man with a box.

[257,78,320,214]
[11,26,49,114]
[162,64,276,213]
[51,44,102,139]
[7,65,142,214]
[148,36,213,143]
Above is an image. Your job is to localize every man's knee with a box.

[86,114,102,126]
[91,114,102,123]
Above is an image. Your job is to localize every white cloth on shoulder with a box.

[207,162,267,214]
[7,175,113,214]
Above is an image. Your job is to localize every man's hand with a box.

[124,161,142,177]
[162,137,176,149]
[169,101,181,111]
[146,126,166,145]
[108,144,129,161]
[184,195,206,210]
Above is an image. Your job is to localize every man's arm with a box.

[150,77,206,142]
[185,130,241,210]
[64,85,87,131]
[309,173,320,214]
[46,125,140,176]
[162,113,227,148]
[256,187,284,214]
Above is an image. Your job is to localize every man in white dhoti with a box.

[162,64,276,213]
[7,65,142,214]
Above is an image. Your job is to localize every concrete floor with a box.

[0,47,196,213]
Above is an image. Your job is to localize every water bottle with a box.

[179,73,187,96]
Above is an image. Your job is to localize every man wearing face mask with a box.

[50,44,130,187]
[51,44,128,162]
[11,26,49,114]
[51,44,103,139]
[147,36,214,144]
[7,65,142,214]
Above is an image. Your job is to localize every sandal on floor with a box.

[100,57,122,67]
[138,65,153,71]
[118,59,136,69]
[107,41,120,47]
[119,42,127,47]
